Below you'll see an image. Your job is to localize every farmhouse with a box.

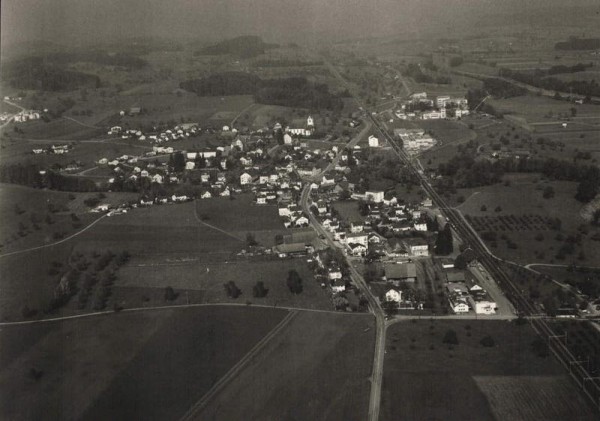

[385,288,402,303]
[403,237,429,257]
[274,242,307,257]
[449,297,470,313]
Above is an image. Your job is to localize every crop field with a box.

[0,306,288,421]
[196,310,374,421]
[550,320,600,379]
[548,70,600,83]
[381,319,597,421]
[474,375,596,421]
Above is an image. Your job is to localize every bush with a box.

[164,286,178,301]
[224,281,242,298]
[442,329,459,345]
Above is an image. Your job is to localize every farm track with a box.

[178,310,298,421]
[0,214,107,259]
[192,201,244,241]
[0,302,372,327]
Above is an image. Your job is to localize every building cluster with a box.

[32,144,70,155]
[444,260,497,315]
[394,92,469,120]
[394,128,437,155]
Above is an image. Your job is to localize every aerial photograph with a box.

[0,0,599,419]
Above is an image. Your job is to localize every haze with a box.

[2,0,599,50]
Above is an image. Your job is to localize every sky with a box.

[2,0,599,50]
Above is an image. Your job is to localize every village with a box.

[24,110,501,318]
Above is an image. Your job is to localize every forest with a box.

[180,73,343,110]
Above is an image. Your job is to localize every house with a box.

[384,263,417,284]
[414,222,428,232]
[294,215,309,227]
[328,268,342,280]
[366,191,385,203]
[439,258,454,269]
[274,242,307,257]
[151,174,164,184]
[220,187,231,197]
[403,238,429,257]
[240,172,254,185]
[201,191,212,199]
[368,135,380,147]
[316,200,328,214]
[185,162,195,170]
[449,297,470,313]
[385,288,402,303]
[283,133,293,145]
[350,221,364,233]
[331,278,346,293]
[345,232,368,247]
[349,243,367,256]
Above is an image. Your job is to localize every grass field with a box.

[381,319,596,421]
[332,200,364,223]
[488,95,600,123]
[0,306,288,421]
[196,310,374,421]
[116,257,333,310]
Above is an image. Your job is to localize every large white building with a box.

[368,135,380,147]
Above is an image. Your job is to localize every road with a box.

[300,182,386,421]
[321,55,600,412]
[363,97,600,411]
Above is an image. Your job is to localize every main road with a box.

[321,56,600,412]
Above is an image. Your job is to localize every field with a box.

[0,306,288,421]
[381,319,596,421]
[115,257,333,311]
[488,95,600,123]
[332,200,364,223]
[195,310,375,421]
[454,174,600,265]
[0,184,138,253]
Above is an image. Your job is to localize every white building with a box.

[385,289,402,303]
[368,135,380,148]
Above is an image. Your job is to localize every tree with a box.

[435,224,454,255]
[274,234,284,245]
[246,233,258,247]
[287,270,303,294]
[382,300,399,315]
[442,329,459,345]
[454,253,468,270]
[333,295,349,310]
[480,335,495,347]
[480,205,487,212]
[253,281,269,298]
[164,286,177,301]
[224,281,242,298]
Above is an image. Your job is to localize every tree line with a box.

[499,67,600,99]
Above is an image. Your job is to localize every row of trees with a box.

[499,67,600,99]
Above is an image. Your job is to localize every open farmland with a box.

[0,306,288,421]
[194,310,374,421]
[116,257,332,310]
[381,319,597,421]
